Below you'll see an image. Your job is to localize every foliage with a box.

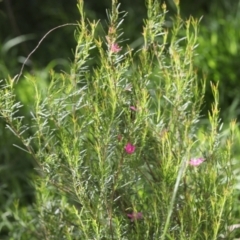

[0,0,237,239]
[195,0,240,120]
[0,0,78,74]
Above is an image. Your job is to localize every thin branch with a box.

[15,23,78,82]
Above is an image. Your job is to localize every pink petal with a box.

[110,43,121,53]
[130,106,137,111]
[127,212,143,221]
[124,143,136,154]
[189,158,205,166]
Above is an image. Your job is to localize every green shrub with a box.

[0,0,236,239]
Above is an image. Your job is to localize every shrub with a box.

[0,0,236,239]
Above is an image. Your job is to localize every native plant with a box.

[0,0,236,239]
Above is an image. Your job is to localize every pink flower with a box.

[124,143,136,154]
[127,212,143,222]
[189,157,204,166]
[110,43,121,53]
[130,106,137,111]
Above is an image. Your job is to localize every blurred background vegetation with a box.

[1,0,240,237]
